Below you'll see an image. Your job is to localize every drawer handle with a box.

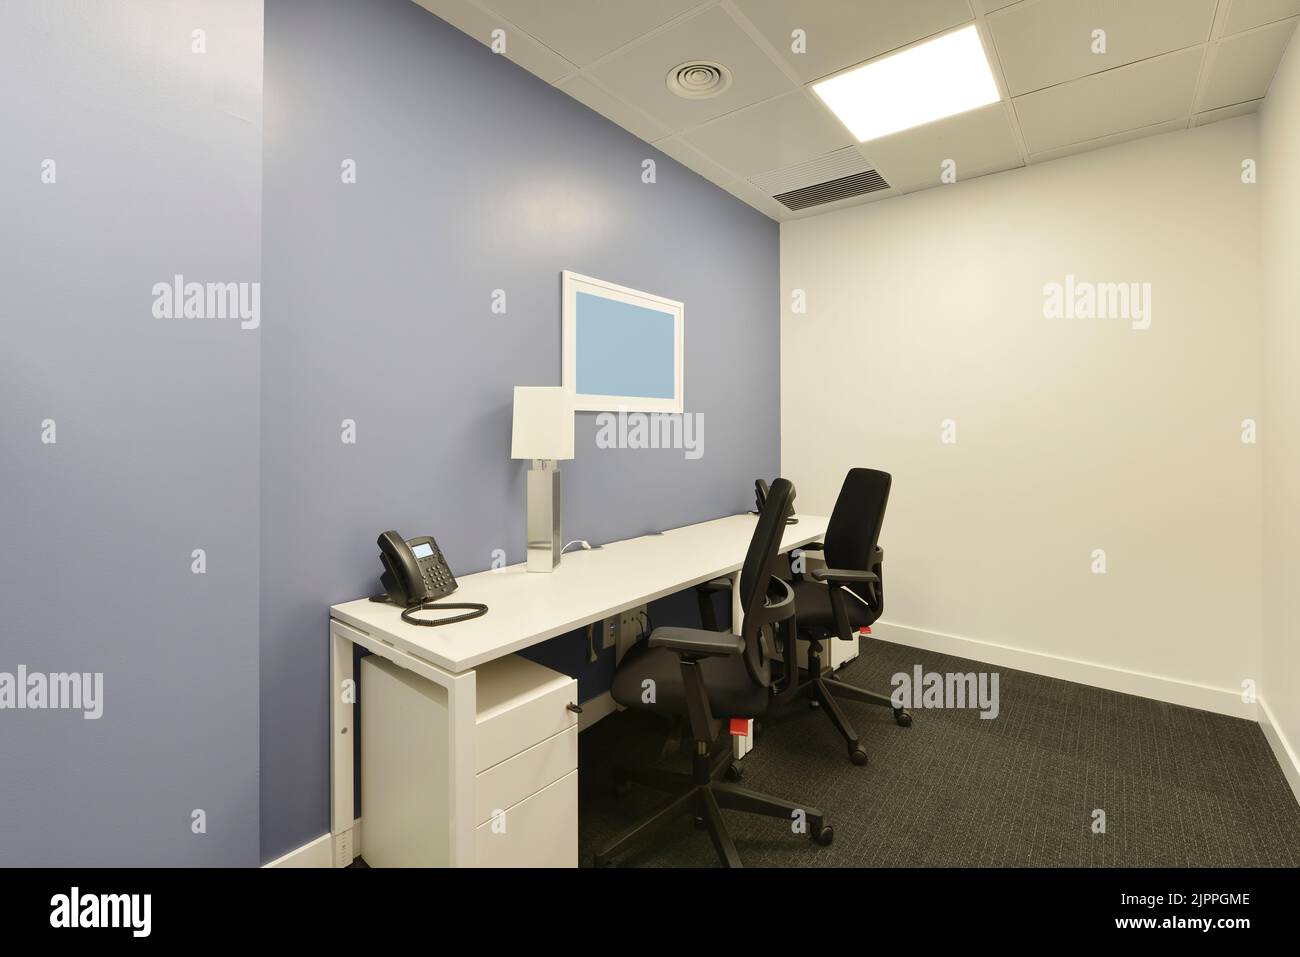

[566,702,583,714]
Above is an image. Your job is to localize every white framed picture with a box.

[562,270,684,413]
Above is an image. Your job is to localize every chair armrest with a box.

[789,541,822,580]
[764,576,796,618]
[648,626,744,658]
[811,568,880,585]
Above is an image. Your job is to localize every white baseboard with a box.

[1259,695,1300,808]
[262,819,363,868]
[869,621,1257,720]
[264,832,333,868]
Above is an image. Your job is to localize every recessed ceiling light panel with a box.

[667,60,733,99]
[812,25,1001,143]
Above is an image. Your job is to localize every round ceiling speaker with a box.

[666,60,733,99]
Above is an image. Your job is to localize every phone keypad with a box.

[419,553,453,595]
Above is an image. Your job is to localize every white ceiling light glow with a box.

[813,25,1001,143]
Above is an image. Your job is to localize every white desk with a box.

[328,512,828,867]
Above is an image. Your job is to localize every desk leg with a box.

[330,631,355,866]
[446,669,477,867]
[729,574,755,760]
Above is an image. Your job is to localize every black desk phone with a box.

[374,531,488,627]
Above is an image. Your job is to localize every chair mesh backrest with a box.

[738,477,795,685]
[824,468,891,601]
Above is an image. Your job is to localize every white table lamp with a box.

[511,387,574,572]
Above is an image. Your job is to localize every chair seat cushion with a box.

[791,579,873,635]
[611,640,769,719]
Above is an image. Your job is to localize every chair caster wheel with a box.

[813,824,834,846]
[725,764,743,783]
[849,747,868,766]
[894,709,912,727]
[694,815,706,830]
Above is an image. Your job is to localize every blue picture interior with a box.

[574,290,676,399]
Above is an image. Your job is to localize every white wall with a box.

[781,118,1262,717]
[1259,31,1300,797]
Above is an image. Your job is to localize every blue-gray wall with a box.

[0,1,262,866]
[0,0,777,866]
[261,0,778,861]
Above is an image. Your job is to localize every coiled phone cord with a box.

[368,594,489,627]
[400,601,488,627]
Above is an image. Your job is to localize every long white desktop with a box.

[328,512,828,868]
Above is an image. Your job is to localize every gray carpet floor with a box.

[578,640,1300,867]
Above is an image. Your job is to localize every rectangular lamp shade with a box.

[511,386,574,461]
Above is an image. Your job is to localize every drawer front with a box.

[476,726,577,827]
[476,675,577,773]
[475,770,577,868]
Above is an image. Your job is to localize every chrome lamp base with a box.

[526,459,561,573]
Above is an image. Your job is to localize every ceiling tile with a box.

[1013,46,1202,153]
[972,0,1023,11]
[1028,118,1186,163]
[653,136,738,187]
[731,0,975,83]
[588,5,796,130]
[1225,0,1300,34]
[721,179,788,220]
[681,92,853,177]
[858,103,1023,192]
[1200,18,1298,110]
[748,146,872,195]
[413,0,576,83]
[989,0,1215,96]
[479,0,707,68]
[555,75,673,141]
[1192,97,1264,125]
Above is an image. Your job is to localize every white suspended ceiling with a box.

[415,0,1298,221]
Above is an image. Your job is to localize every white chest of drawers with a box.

[360,653,578,868]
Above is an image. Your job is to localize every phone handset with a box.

[373,531,488,627]
[753,479,798,525]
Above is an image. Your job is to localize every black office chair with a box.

[781,468,911,765]
[594,478,833,868]
[693,478,791,631]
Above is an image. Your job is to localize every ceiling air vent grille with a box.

[667,61,732,99]
[772,169,890,211]
[749,146,868,196]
